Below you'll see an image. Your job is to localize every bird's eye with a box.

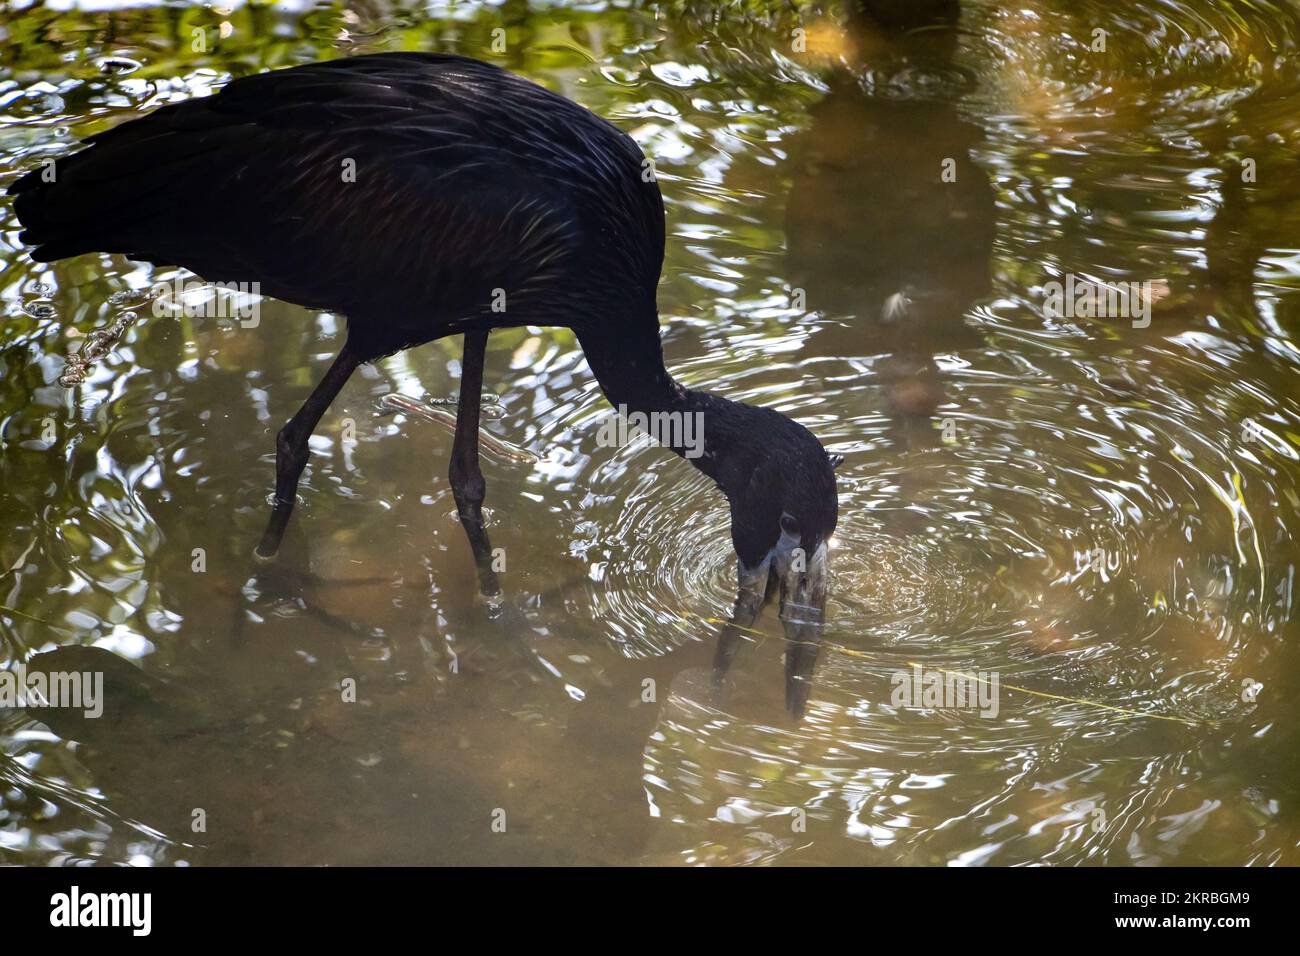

[780,514,800,537]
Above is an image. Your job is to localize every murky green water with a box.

[2,0,1299,866]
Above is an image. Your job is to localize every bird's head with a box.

[714,405,841,716]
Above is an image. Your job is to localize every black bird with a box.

[9,53,839,715]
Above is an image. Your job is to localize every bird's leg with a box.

[255,344,361,559]
[449,330,502,597]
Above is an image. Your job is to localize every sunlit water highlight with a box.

[1,0,1298,865]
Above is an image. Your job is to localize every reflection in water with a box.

[2,0,1300,866]
[786,0,993,450]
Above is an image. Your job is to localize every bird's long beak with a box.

[779,541,828,719]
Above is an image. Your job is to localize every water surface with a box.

[2,0,1300,865]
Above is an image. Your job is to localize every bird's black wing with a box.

[10,54,664,344]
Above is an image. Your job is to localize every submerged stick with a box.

[379,393,542,465]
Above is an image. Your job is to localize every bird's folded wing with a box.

[9,54,585,320]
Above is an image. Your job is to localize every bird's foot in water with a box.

[233,561,391,641]
[476,581,506,618]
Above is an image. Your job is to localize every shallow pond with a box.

[2,0,1299,865]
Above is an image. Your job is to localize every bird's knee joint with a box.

[450,467,486,505]
[276,426,309,471]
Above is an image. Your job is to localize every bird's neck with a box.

[576,326,686,415]
[576,326,757,488]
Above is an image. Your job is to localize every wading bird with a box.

[9,53,839,715]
